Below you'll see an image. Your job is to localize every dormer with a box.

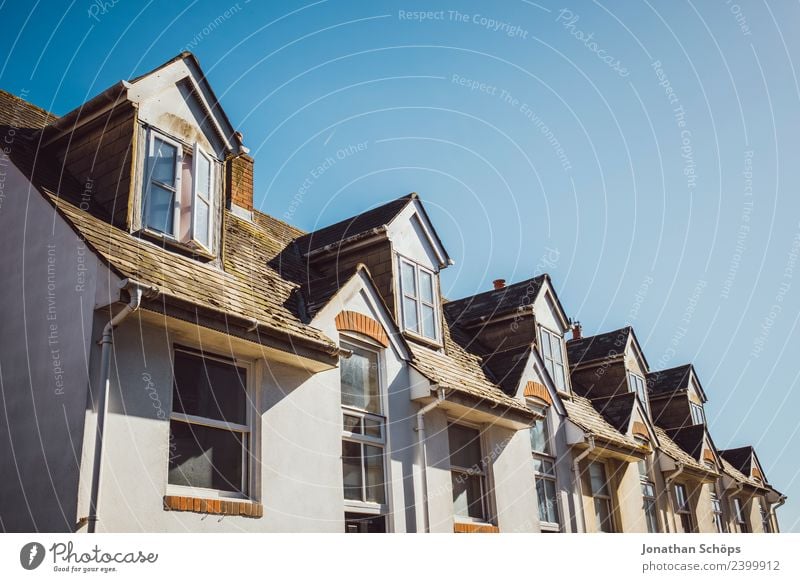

[720,446,769,487]
[296,193,451,346]
[647,364,708,430]
[444,274,573,394]
[567,326,650,405]
[41,52,248,259]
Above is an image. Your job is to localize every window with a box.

[399,258,439,341]
[760,501,772,533]
[733,498,749,533]
[689,402,705,425]
[628,373,648,413]
[345,513,386,533]
[531,417,559,529]
[674,483,694,532]
[449,424,488,522]
[710,486,726,533]
[340,342,386,509]
[540,327,567,391]
[638,461,659,533]
[589,462,614,532]
[143,130,216,250]
[168,348,250,496]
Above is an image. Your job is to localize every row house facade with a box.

[0,53,786,533]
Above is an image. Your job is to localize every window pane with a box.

[644,497,659,533]
[421,304,436,339]
[452,472,484,520]
[589,463,609,496]
[172,351,247,425]
[168,419,244,493]
[194,198,210,248]
[342,440,363,501]
[536,478,559,524]
[145,183,175,234]
[419,269,434,303]
[196,153,211,200]
[364,444,385,504]
[340,345,380,414]
[401,261,417,298]
[403,296,419,332]
[448,424,482,469]
[540,330,552,358]
[674,484,688,509]
[594,498,613,532]
[554,363,566,391]
[550,333,563,364]
[364,417,382,438]
[343,413,361,434]
[530,418,548,454]
[151,138,177,185]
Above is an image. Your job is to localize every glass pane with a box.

[345,513,386,533]
[145,183,174,234]
[530,418,548,454]
[554,363,566,391]
[638,460,647,478]
[589,463,609,496]
[403,296,419,332]
[172,351,247,425]
[196,153,211,200]
[536,478,559,524]
[644,498,659,533]
[401,261,417,297]
[594,498,613,532]
[421,304,436,339]
[642,482,655,497]
[452,472,484,520]
[340,344,380,414]
[419,269,434,303]
[342,440,363,501]
[194,198,210,248]
[448,424,482,469]
[674,484,688,509]
[364,417,382,438]
[168,420,244,493]
[151,138,177,185]
[343,413,361,434]
[540,330,552,358]
[364,444,386,504]
[550,333,563,364]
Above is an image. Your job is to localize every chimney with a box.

[226,146,254,218]
[493,279,506,290]
[572,320,582,340]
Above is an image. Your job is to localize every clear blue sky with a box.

[1,0,798,530]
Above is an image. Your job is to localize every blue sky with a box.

[1,0,799,530]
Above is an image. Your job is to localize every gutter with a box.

[86,279,158,533]
[414,388,446,533]
[304,227,388,260]
[664,462,685,533]
[572,436,595,533]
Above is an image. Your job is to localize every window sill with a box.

[453,521,500,534]
[163,495,263,518]
[402,330,442,349]
[137,228,216,261]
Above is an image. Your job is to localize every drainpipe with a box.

[87,279,156,533]
[770,495,786,533]
[664,463,685,533]
[571,436,595,533]
[728,481,744,532]
[414,388,446,533]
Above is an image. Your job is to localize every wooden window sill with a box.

[453,522,500,533]
[163,495,263,518]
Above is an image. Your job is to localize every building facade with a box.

[0,53,785,533]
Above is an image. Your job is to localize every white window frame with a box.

[143,130,182,238]
[398,256,440,342]
[191,143,215,252]
[673,483,694,532]
[638,461,659,533]
[588,461,615,533]
[628,372,649,414]
[733,497,749,533]
[531,414,560,531]
[539,326,568,392]
[689,402,705,425]
[448,421,491,524]
[710,488,726,533]
[167,346,255,501]
[340,337,388,516]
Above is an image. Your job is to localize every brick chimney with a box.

[493,279,506,290]
[226,152,254,216]
[572,320,582,340]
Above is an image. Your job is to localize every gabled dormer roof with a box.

[720,446,769,485]
[295,192,451,268]
[666,425,715,468]
[654,426,713,474]
[444,275,550,327]
[590,392,659,446]
[647,363,708,402]
[567,325,649,370]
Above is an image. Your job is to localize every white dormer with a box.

[623,331,650,414]
[532,281,571,394]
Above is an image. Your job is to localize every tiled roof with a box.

[294,194,414,256]
[666,425,707,464]
[409,320,532,415]
[647,364,692,396]
[567,326,631,366]
[720,457,764,490]
[591,392,636,433]
[563,395,645,451]
[719,447,754,476]
[443,276,547,326]
[0,89,57,128]
[654,426,711,474]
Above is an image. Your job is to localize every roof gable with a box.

[444,275,547,327]
[647,363,707,402]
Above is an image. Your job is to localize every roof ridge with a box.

[444,274,548,306]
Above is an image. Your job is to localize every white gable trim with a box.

[538,278,570,331]
[387,197,451,269]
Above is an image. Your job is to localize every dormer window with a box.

[142,129,216,252]
[689,402,705,425]
[628,372,648,413]
[540,327,567,391]
[399,257,439,341]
